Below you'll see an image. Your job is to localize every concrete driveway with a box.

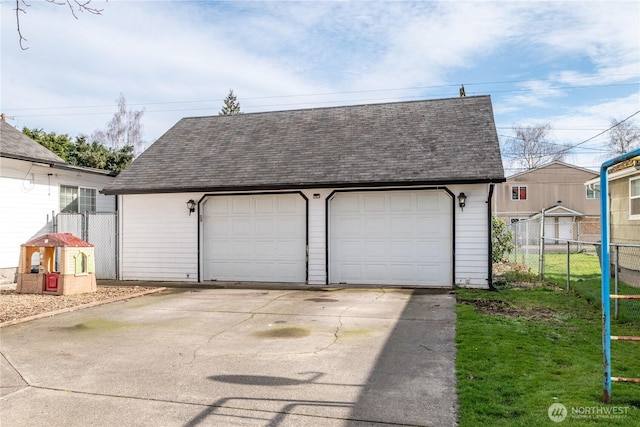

[1,286,457,426]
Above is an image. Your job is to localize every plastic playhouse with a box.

[16,233,97,295]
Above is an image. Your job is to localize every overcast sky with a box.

[1,0,638,173]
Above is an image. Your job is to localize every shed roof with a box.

[22,233,93,248]
[103,95,505,195]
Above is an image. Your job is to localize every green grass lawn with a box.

[456,270,640,426]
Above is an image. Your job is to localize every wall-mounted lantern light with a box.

[457,192,467,211]
[187,199,196,215]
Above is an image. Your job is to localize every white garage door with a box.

[329,190,452,286]
[202,194,306,282]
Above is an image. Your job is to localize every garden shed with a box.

[16,233,97,295]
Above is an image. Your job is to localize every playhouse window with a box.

[60,186,96,213]
[30,252,40,273]
[75,252,88,275]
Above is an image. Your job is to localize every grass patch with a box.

[456,284,640,426]
[543,252,640,328]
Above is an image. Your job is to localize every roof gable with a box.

[507,161,598,180]
[0,121,65,164]
[103,96,505,195]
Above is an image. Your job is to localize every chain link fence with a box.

[55,212,118,279]
[502,217,640,328]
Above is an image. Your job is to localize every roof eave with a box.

[102,177,507,195]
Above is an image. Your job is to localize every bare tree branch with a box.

[502,123,569,170]
[14,0,104,50]
[606,118,640,156]
[15,0,30,50]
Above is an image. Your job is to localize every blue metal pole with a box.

[599,147,640,403]
[600,166,612,403]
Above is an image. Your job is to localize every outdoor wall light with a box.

[634,160,640,170]
[457,192,467,211]
[187,199,196,215]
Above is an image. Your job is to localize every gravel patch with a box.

[0,286,157,324]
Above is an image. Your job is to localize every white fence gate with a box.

[55,212,117,279]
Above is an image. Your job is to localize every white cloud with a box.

[1,0,638,166]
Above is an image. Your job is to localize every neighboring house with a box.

[494,161,600,242]
[586,157,640,285]
[0,120,117,282]
[103,96,505,288]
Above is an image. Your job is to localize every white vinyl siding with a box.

[452,185,491,288]
[120,193,199,281]
[0,158,115,269]
[303,189,332,285]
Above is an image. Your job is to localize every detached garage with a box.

[103,96,505,288]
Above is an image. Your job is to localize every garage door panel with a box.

[232,198,252,213]
[390,240,414,259]
[338,264,362,282]
[390,193,413,212]
[387,264,415,282]
[278,197,298,213]
[364,217,386,233]
[416,240,449,259]
[255,197,274,213]
[203,194,306,282]
[232,218,252,235]
[364,241,388,258]
[364,194,386,211]
[277,217,304,235]
[364,264,388,281]
[330,190,452,286]
[390,217,414,235]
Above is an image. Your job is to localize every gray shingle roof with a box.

[103,96,505,195]
[0,120,65,164]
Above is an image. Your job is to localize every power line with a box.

[4,74,639,114]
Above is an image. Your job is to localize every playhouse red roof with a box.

[21,233,93,248]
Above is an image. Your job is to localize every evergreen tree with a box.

[23,127,134,173]
[219,89,242,115]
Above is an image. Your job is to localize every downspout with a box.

[487,183,496,290]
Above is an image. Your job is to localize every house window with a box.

[511,186,527,200]
[586,184,600,200]
[60,186,96,213]
[630,177,640,219]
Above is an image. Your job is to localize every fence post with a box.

[566,241,570,292]
[539,210,545,280]
[614,245,619,321]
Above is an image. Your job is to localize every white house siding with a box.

[302,189,333,285]
[118,184,492,288]
[119,193,199,281]
[0,158,115,272]
[451,184,492,288]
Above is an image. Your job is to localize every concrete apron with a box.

[0,287,457,426]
